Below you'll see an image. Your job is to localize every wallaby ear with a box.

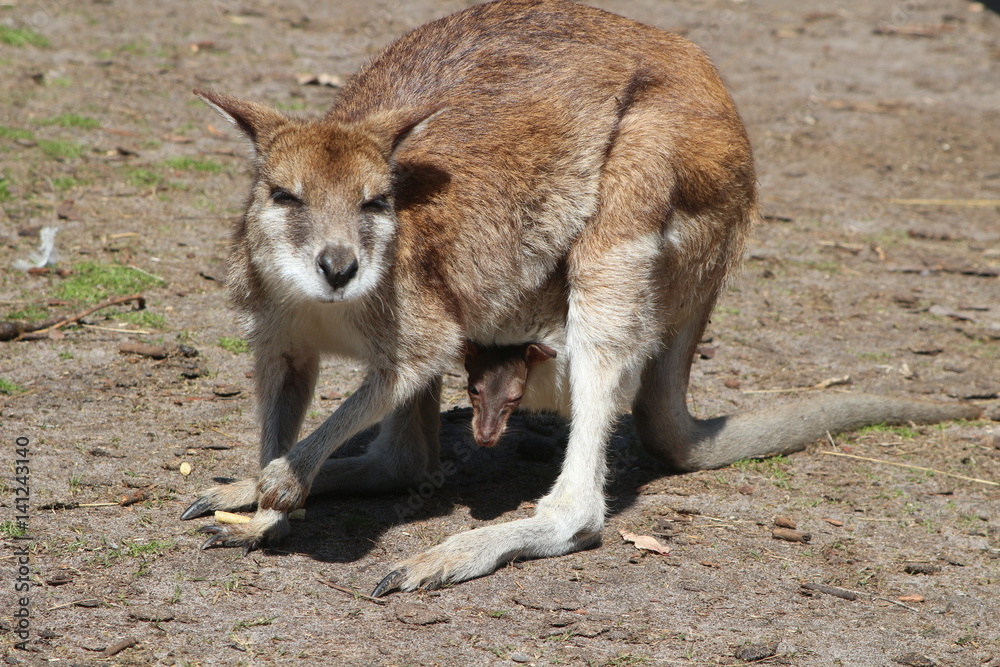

[524,343,557,367]
[363,107,446,161]
[193,88,286,147]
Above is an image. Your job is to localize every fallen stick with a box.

[801,582,922,613]
[820,451,998,486]
[5,294,147,341]
[100,636,138,658]
[47,598,101,612]
[772,527,811,543]
[801,582,857,600]
[317,579,387,605]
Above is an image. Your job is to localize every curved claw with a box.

[180,497,217,521]
[192,508,289,555]
[372,569,407,598]
[196,525,263,553]
[180,478,260,520]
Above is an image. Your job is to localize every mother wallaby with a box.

[183,0,980,595]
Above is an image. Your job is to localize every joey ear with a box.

[364,107,446,161]
[193,88,286,147]
[524,343,557,367]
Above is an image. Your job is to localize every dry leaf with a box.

[214,511,250,524]
[179,462,192,476]
[619,529,670,555]
[898,594,925,603]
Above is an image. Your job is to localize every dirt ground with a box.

[1,0,998,665]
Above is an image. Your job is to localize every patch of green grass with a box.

[53,262,165,303]
[0,520,28,538]
[38,139,85,161]
[0,126,35,142]
[732,455,791,474]
[163,156,223,173]
[117,310,167,329]
[857,424,919,439]
[0,25,49,48]
[5,304,49,321]
[59,351,74,360]
[52,175,86,191]
[218,336,249,354]
[123,166,164,189]
[0,175,11,202]
[275,100,306,112]
[603,655,648,666]
[0,378,25,395]
[804,260,842,274]
[488,609,510,618]
[34,113,100,129]
[233,616,276,631]
[122,539,176,557]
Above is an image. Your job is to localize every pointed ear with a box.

[193,88,286,147]
[363,107,446,161]
[524,343,557,367]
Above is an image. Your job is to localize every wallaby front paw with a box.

[180,478,259,520]
[195,508,290,554]
[257,458,309,512]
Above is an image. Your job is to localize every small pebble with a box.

[510,652,531,663]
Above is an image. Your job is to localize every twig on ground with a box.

[820,451,998,486]
[317,579,388,605]
[5,294,147,341]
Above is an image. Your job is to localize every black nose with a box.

[317,245,359,290]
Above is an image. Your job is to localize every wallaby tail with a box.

[637,393,982,473]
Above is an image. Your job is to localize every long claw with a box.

[196,525,262,553]
[199,532,228,550]
[181,498,217,521]
[372,569,407,598]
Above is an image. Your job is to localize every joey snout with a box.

[317,243,359,291]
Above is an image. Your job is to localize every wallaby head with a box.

[195,89,439,305]
[464,342,557,448]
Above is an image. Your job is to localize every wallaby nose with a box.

[317,245,359,290]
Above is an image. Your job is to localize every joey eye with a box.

[468,386,479,396]
[270,187,301,206]
[361,194,391,213]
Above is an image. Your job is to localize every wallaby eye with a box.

[270,187,302,206]
[361,194,391,213]
[468,386,479,396]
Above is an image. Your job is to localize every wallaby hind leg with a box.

[373,236,664,595]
